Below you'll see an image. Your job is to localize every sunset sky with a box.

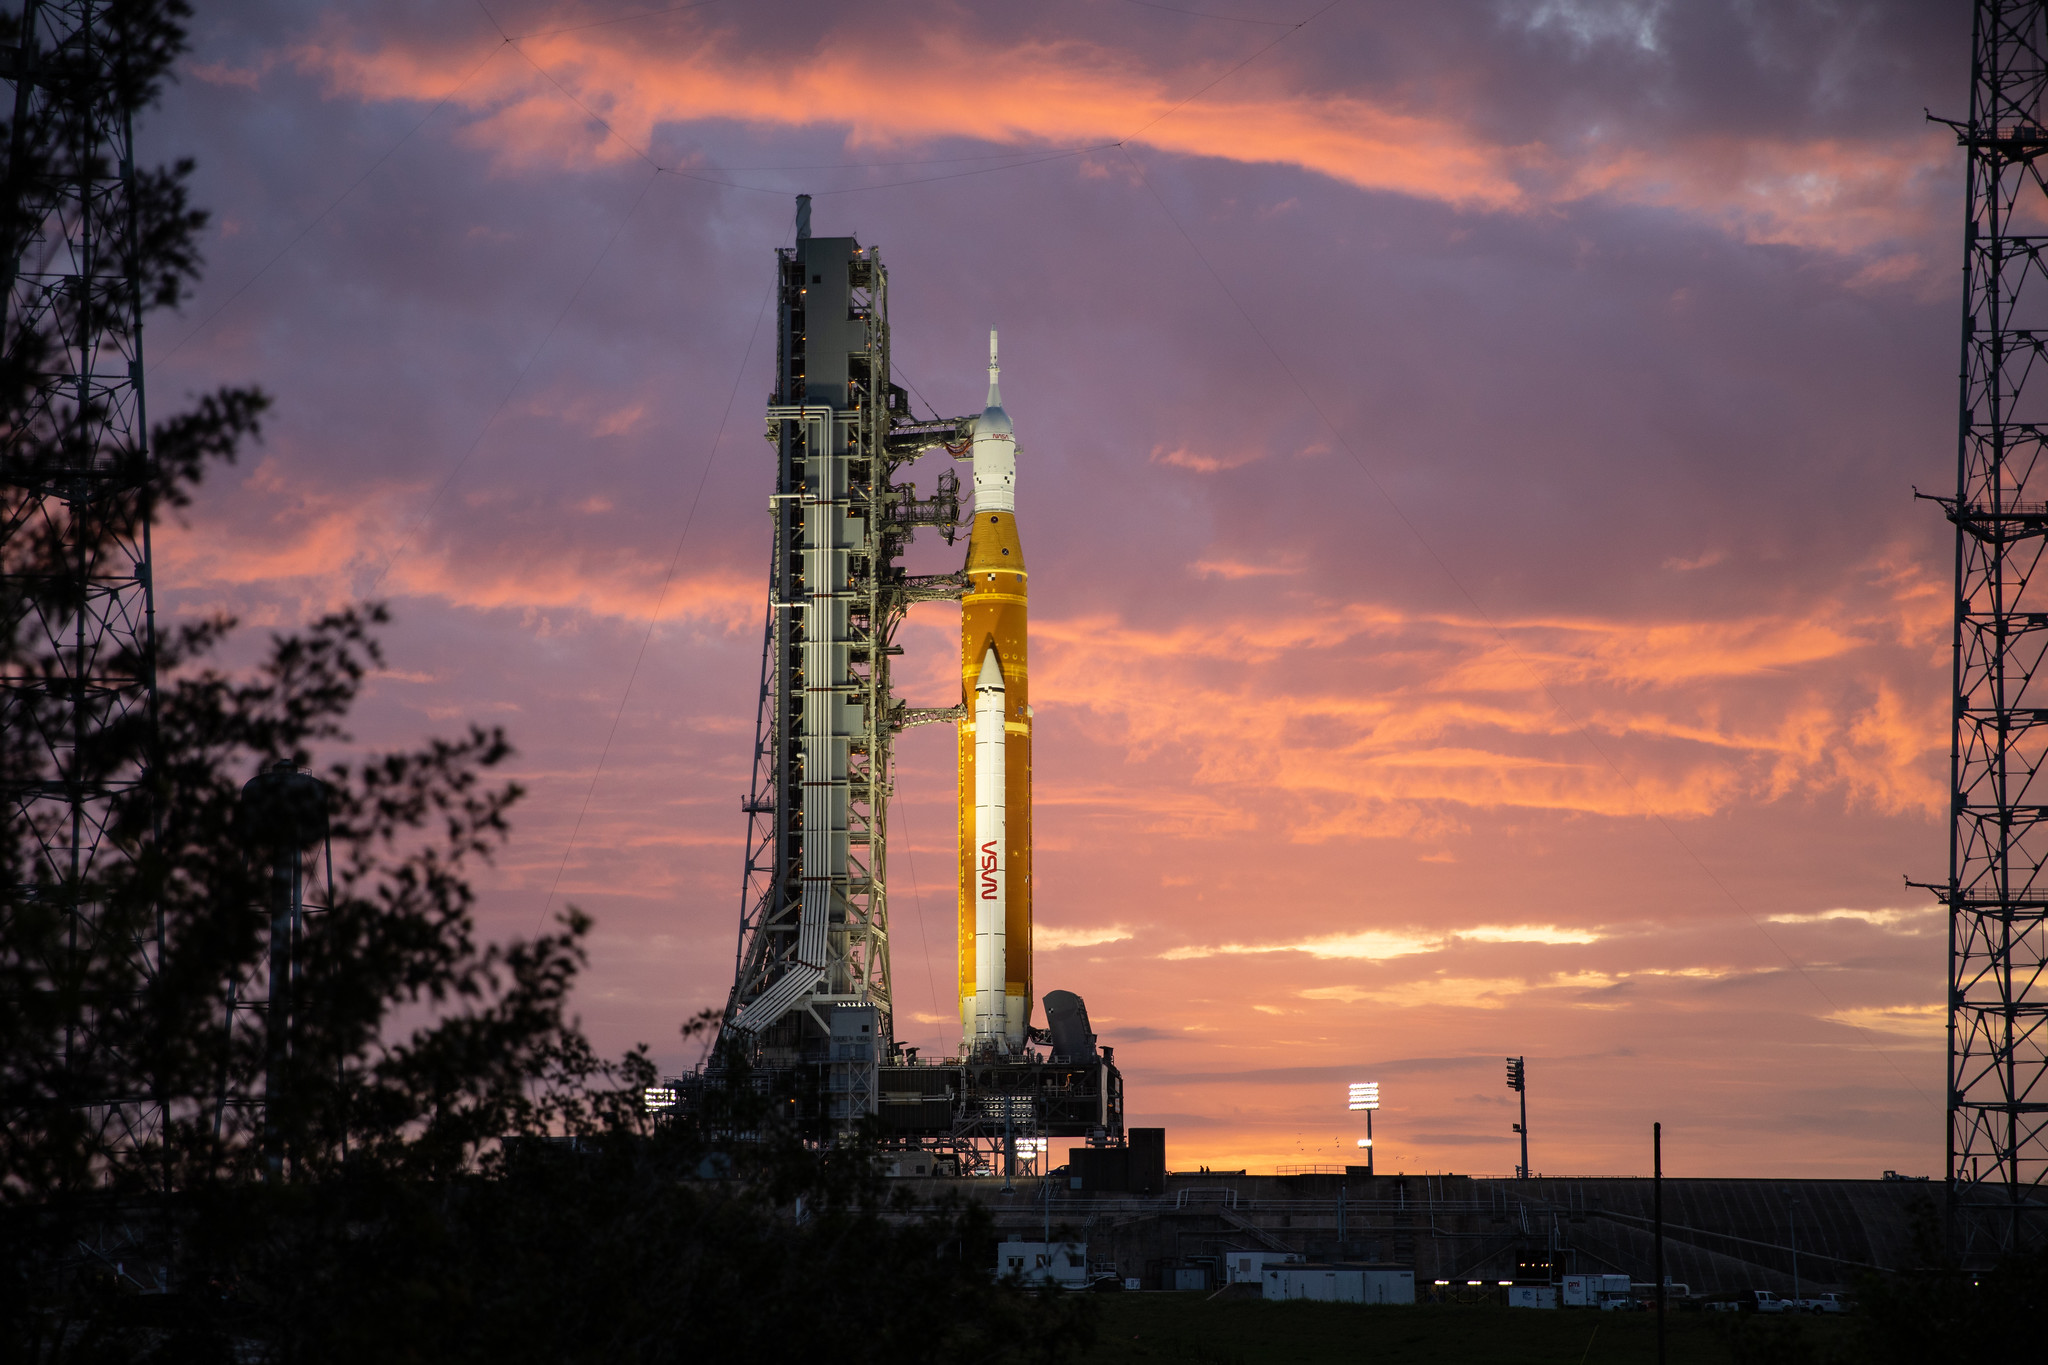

[148,0,1963,1178]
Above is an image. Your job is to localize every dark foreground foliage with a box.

[1838,1198,2048,1365]
[2,4,1094,1363]
[1698,1198,2048,1365]
[10,1126,1096,1365]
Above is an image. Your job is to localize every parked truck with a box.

[1561,1274,1633,1309]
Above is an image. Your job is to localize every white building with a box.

[995,1240,1088,1289]
[1262,1265,1415,1304]
[1225,1251,1302,1284]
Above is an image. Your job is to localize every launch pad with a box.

[658,198,1134,1172]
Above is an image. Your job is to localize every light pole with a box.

[1506,1057,1528,1179]
[1787,1195,1801,1306]
[1654,1123,1665,1365]
[1348,1081,1380,1175]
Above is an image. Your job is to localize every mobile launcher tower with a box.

[684,199,1126,1177]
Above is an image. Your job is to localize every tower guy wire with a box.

[529,262,781,935]
[149,36,510,374]
[366,163,663,595]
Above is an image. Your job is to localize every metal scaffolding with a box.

[1,0,162,1162]
[1926,0,2048,1257]
[723,199,960,1087]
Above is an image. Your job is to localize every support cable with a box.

[366,162,662,592]
[530,264,781,933]
[891,796,951,1055]
[148,36,510,372]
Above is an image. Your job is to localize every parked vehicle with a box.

[1561,1274,1633,1309]
[1752,1290,1793,1314]
[1799,1293,1847,1314]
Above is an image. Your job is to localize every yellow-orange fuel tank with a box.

[958,507,1031,1051]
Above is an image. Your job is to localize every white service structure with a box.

[996,1240,1088,1289]
[1226,1251,1303,1285]
[1262,1265,1415,1304]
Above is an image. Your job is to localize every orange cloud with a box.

[1032,563,1945,831]
[292,13,1947,263]
[158,460,759,632]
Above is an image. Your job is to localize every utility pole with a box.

[1506,1057,1528,1179]
[1788,1196,1800,1305]
[1654,1123,1665,1365]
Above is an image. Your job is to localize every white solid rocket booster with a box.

[972,645,1008,1049]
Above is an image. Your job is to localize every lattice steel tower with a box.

[722,198,961,1102]
[1,0,162,1155]
[1928,0,2048,1257]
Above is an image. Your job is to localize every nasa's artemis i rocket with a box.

[958,331,1032,1055]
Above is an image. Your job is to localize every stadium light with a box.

[1347,1081,1380,1175]
[1506,1056,1529,1179]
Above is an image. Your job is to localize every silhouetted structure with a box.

[1,0,163,1165]
[722,196,960,1072]
[1922,0,2048,1260]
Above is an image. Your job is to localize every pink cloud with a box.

[290,10,1948,264]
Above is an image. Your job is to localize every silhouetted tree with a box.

[1,7,1093,1363]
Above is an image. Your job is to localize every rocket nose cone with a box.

[977,646,1004,689]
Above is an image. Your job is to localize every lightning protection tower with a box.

[722,197,962,1127]
[1925,0,2048,1258]
[1,1,164,1161]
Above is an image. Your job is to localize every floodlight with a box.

[1356,1138,1372,1148]
[1498,1280,1513,1286]
[643,1085,678,1112]
[1347,1081,1380,1111]
[1466,1280,1483,1286]
[1434,1280,1450,1286]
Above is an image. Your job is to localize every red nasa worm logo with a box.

[980,841,999,899]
